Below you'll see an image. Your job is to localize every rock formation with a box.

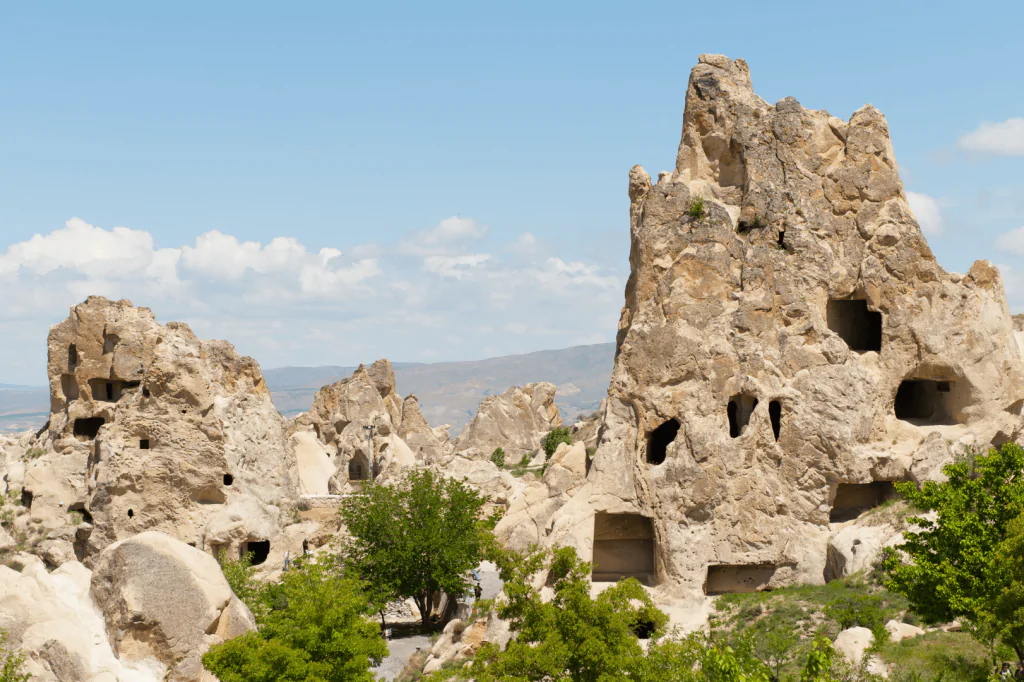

[497,54,1024,598]
[453,382,563,459]
[16,296,298,569]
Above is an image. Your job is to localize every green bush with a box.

[541,427,573,460]
[490,448,505,468]
[518,453,531,467]
[0,629,29,682]
[824,593,889,646]
[687,197,706,219]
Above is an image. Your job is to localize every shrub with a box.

[687,197,706,219]
[518,453,531,467]
[541,427,573,460]
[0,629,29,682]
[490,448,505,468]
[824,593,889,646]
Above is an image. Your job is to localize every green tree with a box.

[883,443,1024,664]
[799,637,837,682]
[219,551,271,623]
[490,447,506,468]
[823,594,889,647]
[202,557,386,682]
[338,469,489,627]
[459,546,669,682]
[0,629,30,682]
[989,512,1024,664]
[542,427,573,460]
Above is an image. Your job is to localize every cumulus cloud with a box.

[958,118,1024,156]
[906,192,944,236]
[0,216,625,385]
[996,226,1024,257]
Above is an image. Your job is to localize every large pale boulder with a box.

[453,383,563,459]
[833,627,874,666]
[514,54,1024,597]
[90,531,255,681]
[21,296,297,568]
[885,619,925,643]
[825,521,902,581]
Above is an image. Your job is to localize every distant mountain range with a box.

[0,343,616,435]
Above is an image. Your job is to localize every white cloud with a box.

[906,192,944,236]
[0,216,624,386]
[399,217,486,256]
[958,118,1024,156]
[995,226,1024,257]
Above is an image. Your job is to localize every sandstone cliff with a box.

[453,382,563,459]
[497,55,1024,597]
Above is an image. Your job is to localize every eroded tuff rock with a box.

[289,359,437,492]
[499,55,1024,597]
[20,296,297,568]
[453,382,563,459]
[91,531,256,681]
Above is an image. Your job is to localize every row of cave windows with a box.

[593,485,896,592]
[646,379,959,465]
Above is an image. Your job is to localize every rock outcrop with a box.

[500,55,1024,597]
[90,531,255,681]
[453,383,563,459]
[19,297,297,569]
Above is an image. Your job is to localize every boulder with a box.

[89,531,255,681]
[825,521,901,580]
[453,383,563,459]
[885,619,925,643]
[833,626,874,666]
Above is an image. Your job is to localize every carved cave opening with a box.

[139,438,150,450]
[242,540,270,566]
[769,400,782,441]
[647,418,680,465]
[73,417,105,440]
[592,513,655,585]
[21,488,33,509]
[829,482,898,523]
[349,453,369,481]
[827,299,882,352]
[223,473,233,486]
[67,344,79,371]
[894,379,966,425]
[728,394,758,438]
[704,564,777,595]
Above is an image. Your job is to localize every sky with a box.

[1,1,1023,385]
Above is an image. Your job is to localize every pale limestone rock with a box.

[506,54,1024,598]
[825,521,901,580]
[885,619,925,643]
[90,531,255,682]
[834,626,874,666]
[24,296,296,569]
[454,382,563,459]
[290,359,421,490]
[400,395,453,464]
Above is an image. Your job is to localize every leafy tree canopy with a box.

[202,557,386,682]
[542,426,573,460]
[884,443,1024,663]
[338,469,490,627]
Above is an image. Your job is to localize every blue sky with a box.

[1,1,1022,384]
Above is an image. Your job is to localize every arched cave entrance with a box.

[894,378,966,425]
[73,417,105,440]
[241,540,270,566]
[827,299,882,352]
[728,393,758,438]
[592,513,655,585]
[348,452,369,481]
[646,418,680,465]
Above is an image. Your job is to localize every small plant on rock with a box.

[490,447,505,468]
[687,197,706,219]
[541,427,573,460]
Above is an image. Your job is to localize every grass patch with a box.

[687,197,706,219]
[880,631,992,682]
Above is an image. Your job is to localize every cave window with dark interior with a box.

[826,299,882,352]
[769,400,782,441]
[704,564,777,595]
[592,513,656,585]
[777,230,786,250]
[728,394,758,438]
[242,540,270,565]
[829,482,897,523]
[223,473,233,486]
[139,439,150,450]
[349,453,368,481]
[127,509,134,518]
[647,418,680,465]
[21,489,33,509]
[73,417,105,439]
[894,379,964,425]
[68,344,78,371]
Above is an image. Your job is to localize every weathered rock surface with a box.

[22,297,298,568]
[90,531,255,681]
[289,360,426,492]
[885,619,925,643]
[834,626,874,666]
[501,55,1024,597]
[453,382,563,459]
